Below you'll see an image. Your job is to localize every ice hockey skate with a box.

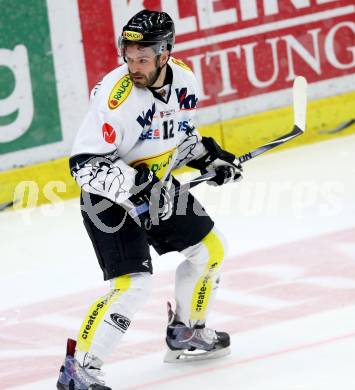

[57,338,111,390]
[164,302,231,363]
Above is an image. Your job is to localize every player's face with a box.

[125,45,160,88]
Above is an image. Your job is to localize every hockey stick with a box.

[0,200,16,212]
[238,76,307,163]
[319,118,354,134]
[129,76,307,220]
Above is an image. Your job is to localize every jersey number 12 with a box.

[163,119,174,140]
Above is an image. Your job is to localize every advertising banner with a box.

[80,0,355,116]
[0,0,354,208]
[0,0,62,155]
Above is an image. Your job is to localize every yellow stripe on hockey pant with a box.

[190,231,224,321]
[77,275,131,352]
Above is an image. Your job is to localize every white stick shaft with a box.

[293,76,308,131]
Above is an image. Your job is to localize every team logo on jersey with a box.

[108,74,133,109]
[137,103,156,129]
[102,123,116,144]
[171,57,192,71]
[123,30,143,41]
[176,88,198,110]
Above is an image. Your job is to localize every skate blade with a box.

[164,346,231,363]
[56,382,66,390]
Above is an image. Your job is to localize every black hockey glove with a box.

[187,137,243,186]
[131,165,173,222]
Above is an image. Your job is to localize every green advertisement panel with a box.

[0,0,61,154]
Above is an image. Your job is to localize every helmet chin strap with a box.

[148,55,168,87]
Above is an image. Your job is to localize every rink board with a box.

[1,1,354,171]
[0,90,354,209]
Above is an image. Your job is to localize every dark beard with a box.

[130,68,160,88]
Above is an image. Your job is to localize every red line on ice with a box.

[1,227,355,388]
[126,332,355,390]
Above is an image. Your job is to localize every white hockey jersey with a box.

[70,58,206,205]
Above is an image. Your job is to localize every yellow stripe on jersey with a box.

[190,231,224,321]
[171,57,192,72]
[77,275,131,352]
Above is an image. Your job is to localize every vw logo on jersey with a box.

[137,103,156,129]
[137,103,158,140]
[175,88,198,110]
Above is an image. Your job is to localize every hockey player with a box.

[57,9,243,390]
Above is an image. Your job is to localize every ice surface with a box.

[1,135,355,390]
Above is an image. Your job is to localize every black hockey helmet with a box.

[118,10,175,57]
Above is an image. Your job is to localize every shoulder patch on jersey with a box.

[108,74,133,109]
[102,123,116,144]
[171,57,192,72]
